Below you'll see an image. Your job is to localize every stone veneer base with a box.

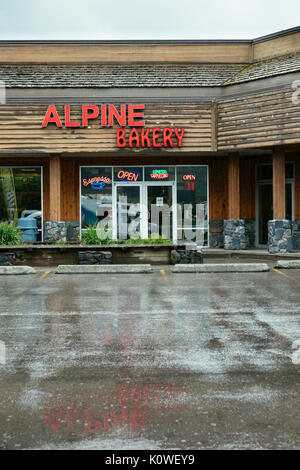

[223,219,246,250]
[44,221,80,243]
[268,219,292,253]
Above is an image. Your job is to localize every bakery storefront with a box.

[81,164,208,244]
[0,29,300,252]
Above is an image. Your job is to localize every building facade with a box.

[0,27,300,252]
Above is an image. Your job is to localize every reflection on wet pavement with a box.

[0,268,300,449]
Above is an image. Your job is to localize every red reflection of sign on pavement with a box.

[45,382,185,434]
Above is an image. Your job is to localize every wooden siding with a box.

[61,158,79,222]
[0,31,299,64]
[0,44,250,64]
[218,89,300,150]
[0,104,212,153]
[228,152,240,219]
[208,157,228,221]
[240,156,256,220]
[1,91,300,153]
[253,30,300,61]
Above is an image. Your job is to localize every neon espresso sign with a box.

[150,169,169,179]
[82,176,111,190]
[42,105,185,149]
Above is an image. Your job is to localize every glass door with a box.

[116,185,141,240]
[258,183,273,245]
[146,185,173,240]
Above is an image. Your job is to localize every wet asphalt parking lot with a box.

[0,262,300,450]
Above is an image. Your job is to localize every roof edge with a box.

[0,26,298,45]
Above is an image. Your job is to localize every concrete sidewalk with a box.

[202,248,300,260]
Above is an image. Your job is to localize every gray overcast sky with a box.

[0,0,299,40]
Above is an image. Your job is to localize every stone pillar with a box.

[44,221,80,243]
[224,219,246,250]
[292,220,300,250]
[224,152,246,250]
[268,146,292,253]
[44,221,67,243]
[268,220,292,253]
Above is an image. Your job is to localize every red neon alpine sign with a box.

[41,104,184,149]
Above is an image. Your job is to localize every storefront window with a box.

[81,167,112,228]
[80,165,209,245]
[176,166,208,245]
[0,167,42,239]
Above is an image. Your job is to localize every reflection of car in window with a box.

[21,210,41,219]
[81,197,112,227]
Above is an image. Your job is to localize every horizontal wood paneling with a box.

[0,44,250,63]
[0,104,212,153]
[218,89,300,150]
[253,31,300,61]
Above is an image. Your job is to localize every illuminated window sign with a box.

[82,176,111,190]
[182,174,196,181]
[117,170,141,182]
[185,182,195,191]
[150,169,169,179]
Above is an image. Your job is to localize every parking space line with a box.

[39,270,51,281]
[160,268,177,296]
[272,267,297,282]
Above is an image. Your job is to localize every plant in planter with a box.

[55,238,68,245]
[81,225,173,245]
[82,224,103,245]
[0,221,21,245]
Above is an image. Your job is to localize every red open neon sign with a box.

[117,170,141,182]
[182,174,196,181]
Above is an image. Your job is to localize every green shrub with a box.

[81,224,115,245]
[124,235,172,245]
[81,225,101,245]
[55,239,68,245]
[0,221,21,245]
[81,225,172,245]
